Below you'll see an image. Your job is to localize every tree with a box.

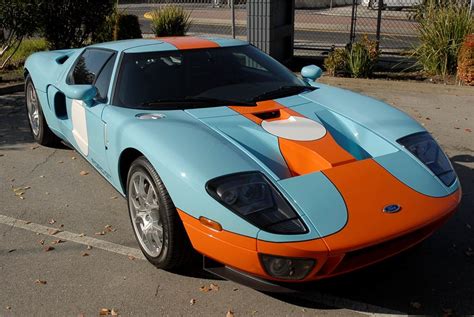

[0,0,40,69]
[39,0,115,50]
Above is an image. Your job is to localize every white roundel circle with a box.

[261,116,327,141]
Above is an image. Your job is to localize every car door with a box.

[60,48,117,179]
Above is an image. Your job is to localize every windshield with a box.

[113,45,310,109]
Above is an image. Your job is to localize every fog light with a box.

[259,254,315,280]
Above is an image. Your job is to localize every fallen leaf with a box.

[110,196,118,200]
[199,285,210,292]
[6,306,11,310]
[51,239,64,245]
[47,228,61,235]
[71,156,76,160]
[30,145,39,150]
[35,279,47,285]
[8,249,16,253]
[99,308,111,316]
[111,309,118,316]
[87,245,92,250]
[39,175,45,178]
[19,196,25,200]
[95,231,105,236]
[81,252,89,257]
[209,283,219,291]
[232,287,239,291]
[79,170,89,176]
[226,309,234,317]
[104,225,116,232]
[58,160,64,164]
[23,186,31,190]
[78,233,86,237]
[24,221,31,224]
[39,239,45,245]
[48,218,56,224]
[454,127,460,130]
[43,246,54,252]
[425,117,431,120]
[128,255,135,261]
[14,191,24,196]
[410,302,422,309]
[189,299,196,305]
[59,224,64,228]
[465,128,472,133]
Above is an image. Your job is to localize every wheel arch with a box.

[118,147,145,194]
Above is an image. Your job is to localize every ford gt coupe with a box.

[24,36,461,289]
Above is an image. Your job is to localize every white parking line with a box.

[0,213,404,316]
[0,214,145,260]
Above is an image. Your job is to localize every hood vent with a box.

[253,110,281,121]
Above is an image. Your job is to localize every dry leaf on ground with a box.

[189,299,196,305]
[43,246,54,252]
[35,279,47,285]
[81,252,89,257]
[79,170,89,176]
[226,309,235,317]
[48,218,56,224]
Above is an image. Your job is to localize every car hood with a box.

[185,85,460,242]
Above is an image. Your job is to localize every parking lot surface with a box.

[1,79,473,316]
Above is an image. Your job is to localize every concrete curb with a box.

[0,82,24,95]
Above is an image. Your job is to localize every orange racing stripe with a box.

[230,100,355,176]
[157,36,219,50]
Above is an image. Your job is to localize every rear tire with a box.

[25,75,60,146]
[126,156,192,270]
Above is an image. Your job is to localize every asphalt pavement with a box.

[1,78,473,316]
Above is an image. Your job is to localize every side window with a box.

[94,55,116,102]
[69,49,114,85]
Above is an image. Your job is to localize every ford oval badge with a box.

[383,204,401,213]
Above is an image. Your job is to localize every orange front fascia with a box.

[322,159,462,254]
[157,36,219,50]
[177,209,266,277]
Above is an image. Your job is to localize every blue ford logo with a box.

[383,204,401,213]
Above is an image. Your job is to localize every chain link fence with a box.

[120,0,423,57]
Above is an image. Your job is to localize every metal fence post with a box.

[375,0,383,49]
[349,0,358,44]
[231,0,236,39]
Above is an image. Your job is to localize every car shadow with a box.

[265,156,474,315]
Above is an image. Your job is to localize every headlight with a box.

[397,132,456,186]
[206,172,307,234]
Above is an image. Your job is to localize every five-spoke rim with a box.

[128,171,163,257]
[26,82,40,136]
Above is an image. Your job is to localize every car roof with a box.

[89,36,248,53]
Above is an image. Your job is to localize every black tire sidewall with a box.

[126,158,173,267]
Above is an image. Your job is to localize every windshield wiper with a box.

[251,85,316,102]
[141,97,255,108]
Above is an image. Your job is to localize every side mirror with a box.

[63,84,97,102]
[301,65,323,82]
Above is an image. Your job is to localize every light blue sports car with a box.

[24,36,460,290]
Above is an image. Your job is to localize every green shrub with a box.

[323,35,380,78]
[324,48,347,76]
[0,38,47,70]
[414,0,473,77]
[346,35,380,78]
[39,0,115,50]
[93,11,142,43]
[0,0,41,69]
[457,34,474,86]
[150,5,191,37]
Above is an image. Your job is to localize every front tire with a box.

[127,157,192,270]
[25,75,60,146]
